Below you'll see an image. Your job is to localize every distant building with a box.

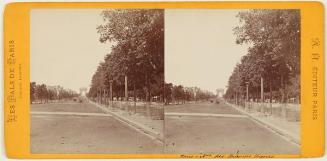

[79,87,88,97]
[216,88,224,98]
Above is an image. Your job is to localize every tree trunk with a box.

[145,73,151,103]
[125,75,128,101]
[260,77,264,113]
[133,84,136,113]
[280,75,285,103]
[270,77,272,115]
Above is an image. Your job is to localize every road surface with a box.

[30,102,163,154]
[164,101,300,154]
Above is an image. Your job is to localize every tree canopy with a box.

[225,10,300,103]
[164,83,216,104]
[88,9,164,102]
[30,82,78,103]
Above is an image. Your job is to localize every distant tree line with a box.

[225,10,300,104]
[30,82,78,103]
[164,83,216,105]
[88,9,164,102]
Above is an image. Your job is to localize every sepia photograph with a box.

[30,9,164,154]
[29,8,300,155]
[164,9,300,154]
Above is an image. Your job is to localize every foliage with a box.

[164,83,215,104]
[89,9,164,102]
[226,10,300,103]
[30,82,78,103]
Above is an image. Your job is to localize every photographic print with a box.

[30,7,301,155]
[164,9,300,154]
[3,1,325,159]
[30,9,164,154]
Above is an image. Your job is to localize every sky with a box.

[30,9,249,93]
[31,9,111,92]
[165,9,250,93]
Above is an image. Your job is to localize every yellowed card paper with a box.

[3,1,324,159]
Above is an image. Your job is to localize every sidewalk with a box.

[89,101,164,143]
[226,102,300,145]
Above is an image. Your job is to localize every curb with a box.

[165,112,247,118]
[226,102,300,146]
[89,101,164,144]
[31,111,112,117]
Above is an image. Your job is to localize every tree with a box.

[30,82,78,103]
[172,85,184,104]
[164,83,173,104]
[90,9,164,102]
[30,82,36,103]
[227,10,300,103]
[164,82,215,104]
[35,84,48,103]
